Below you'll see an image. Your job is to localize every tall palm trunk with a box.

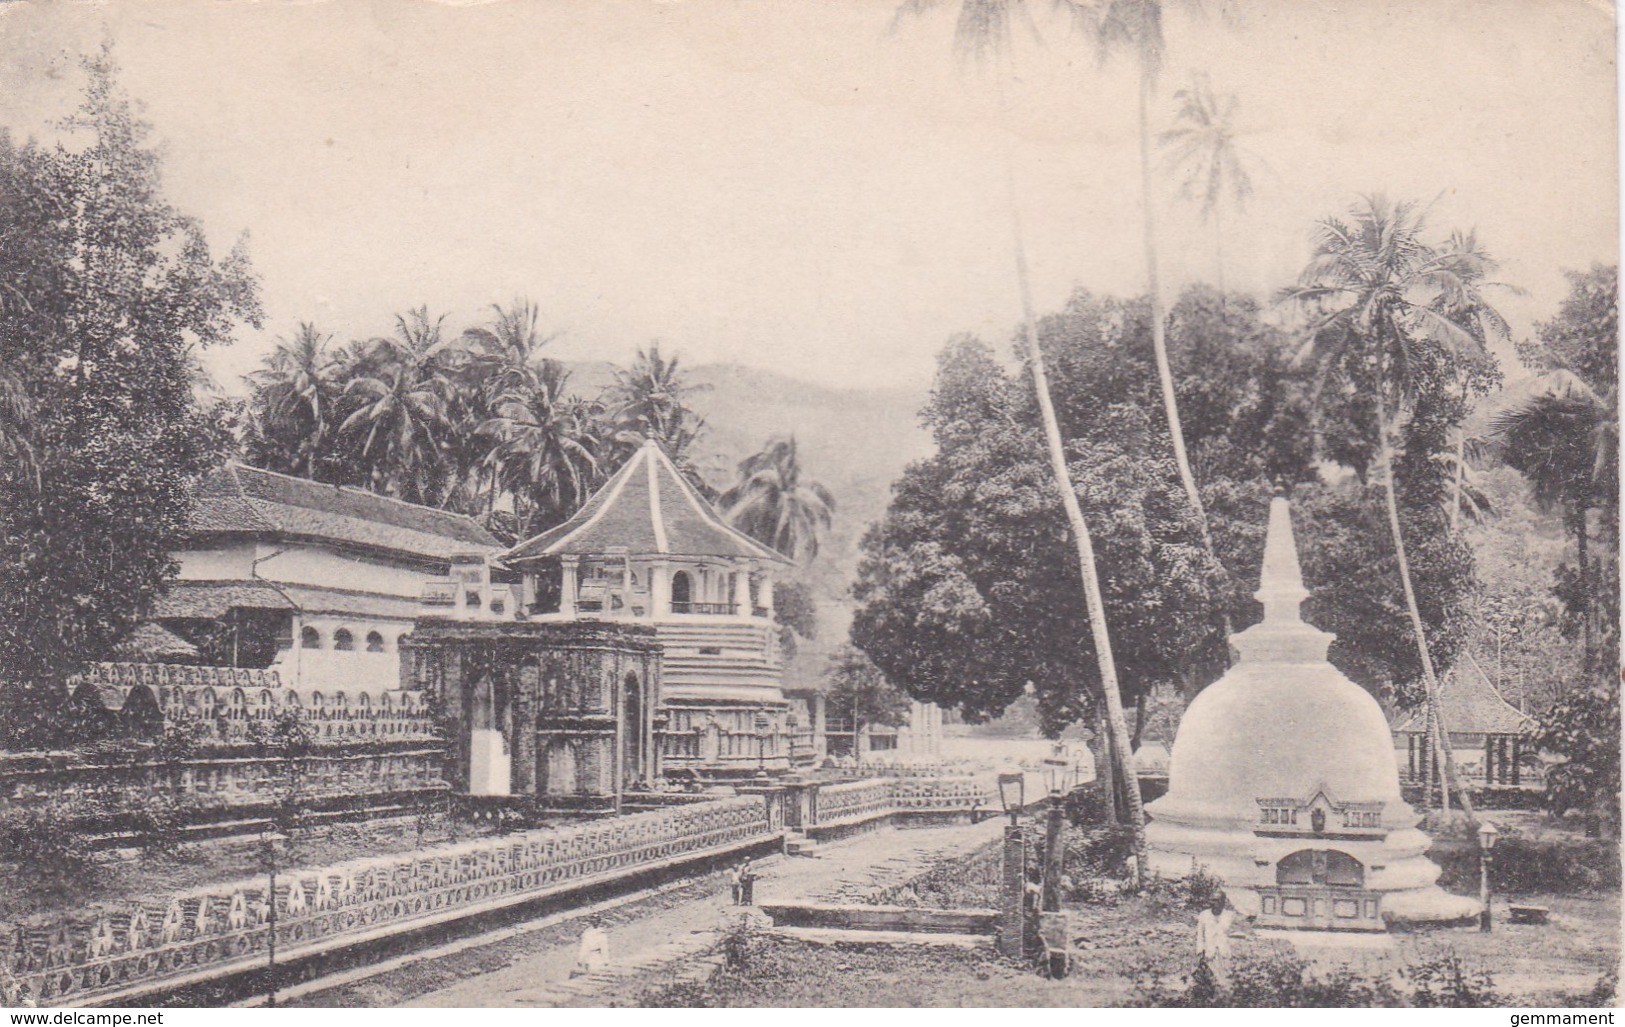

[1136,66,1213,559]
[1449,428,1466,532]
[1574,505,1593,674]
[1374,387,1474,820]
[1006,154,1148,884]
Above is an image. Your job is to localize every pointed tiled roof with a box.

[190,463,501,561]
[505,439,790,565]
[1392,653,1535,736]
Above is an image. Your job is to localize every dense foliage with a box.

[852,282,1487,729]
[1493,264,1619,678]
[0,53,259,743]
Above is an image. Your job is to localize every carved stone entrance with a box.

[1256,849,1384,931]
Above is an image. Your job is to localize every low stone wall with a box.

[0,746,447,827]
[1,793,783,1008]
[1,773,984,1007]
[785,774,988,836]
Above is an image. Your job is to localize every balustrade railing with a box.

[668,602,739,616]
[0,770,988,1007]
[0,793,783,1008]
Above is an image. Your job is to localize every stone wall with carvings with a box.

[0,746,446,820]
[62,662,437,744]
[0,793,781,1007]
[0,774,987,1007]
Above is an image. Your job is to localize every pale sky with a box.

[0,0,1616,393]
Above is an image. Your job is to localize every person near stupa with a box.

[1194,892,1238,981]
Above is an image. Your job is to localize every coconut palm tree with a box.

[449,299,564,513]
[338,307,460,504]
[244,323,337,479]
[894,0,1149,880]
[720,436,837,563]
[481,362,601,536]
[462,298,559,402]
[608,344,707,451]
[1284,196,1511,819]
[1061,0,1220,567]
[1159,73,1254,295]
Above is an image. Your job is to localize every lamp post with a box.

[754,710,771,779]
[1478,820,1499,932]
[1040,757,1068,913]
[996,768,1026,959]
[260,829,289,1006]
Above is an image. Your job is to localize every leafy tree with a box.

[720,435,836,563]
[770,577,819,657]
[1533,678,1620,834]
[1283,196,1508,815]
[851,333,1223,740]
[0,50,260,744]
[606,344,708,466]
[1491,264,1618,677]
[825,644,912,740]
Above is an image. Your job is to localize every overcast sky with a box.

[0,0,1616,393]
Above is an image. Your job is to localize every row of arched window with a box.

[299,626,410,653]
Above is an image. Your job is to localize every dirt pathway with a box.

[402,818,1007,1008]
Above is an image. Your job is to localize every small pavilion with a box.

[1392,652,1540,792]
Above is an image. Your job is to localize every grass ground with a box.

[1,813,504,922]
[629,889,1618,1008]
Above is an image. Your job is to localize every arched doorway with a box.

[670,571,692,613]
[624,672,642,789]
[467,668,511,796]
[1258,849,1381,931]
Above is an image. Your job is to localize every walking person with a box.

[738,858,757,906]
[571,916,611,978]
[728,862,744,906]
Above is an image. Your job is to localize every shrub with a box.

[1184,860,1226,909]
[1062,823,1136,880]
[0,799,98,876]
[1133,949,1491,1007]
[1405,953,1500,1007]
[123,792,192,861]
[1432,831,1620,895]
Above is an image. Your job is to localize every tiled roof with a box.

[151,579,420,621]
[151,580,294,619]
[190,463,502,561]
[113,623,200,661]
[505,439,790,565]
[1392,654,1536,736]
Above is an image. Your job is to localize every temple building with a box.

[1392,652,1542,794]
[1146,498,1478,930]
[413,439,799,811]
[149,463,504,695]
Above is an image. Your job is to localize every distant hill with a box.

[562,359,932,664]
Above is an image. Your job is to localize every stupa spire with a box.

[1255,497,1310,623]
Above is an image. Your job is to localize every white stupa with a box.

[1145,498,1478,929]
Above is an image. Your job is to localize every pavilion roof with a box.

[505,439,790,565]
[1391,653,1535,736]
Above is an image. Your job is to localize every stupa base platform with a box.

[1381,887,1482,924]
